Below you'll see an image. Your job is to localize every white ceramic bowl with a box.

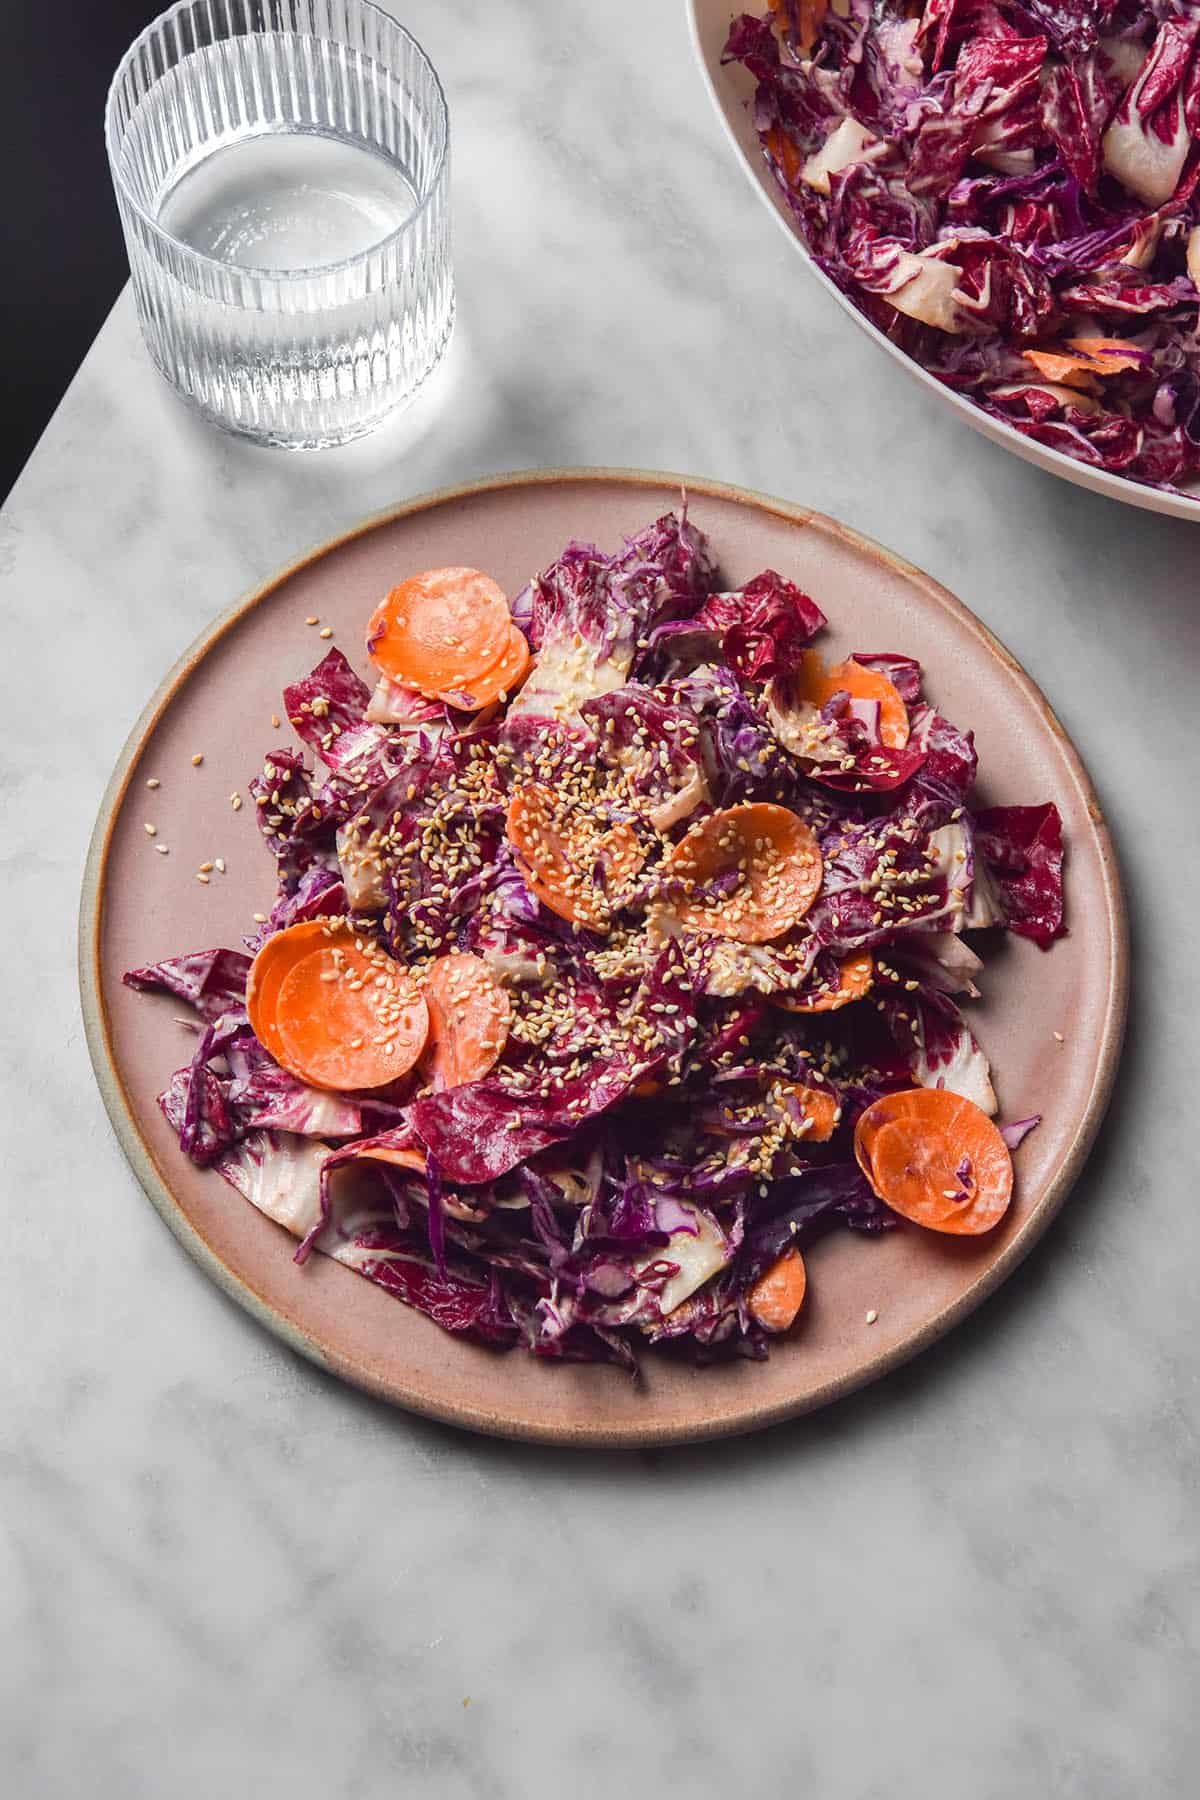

[687,0,1200,522]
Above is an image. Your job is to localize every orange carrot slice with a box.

[247,919,351,1065]
[796,0,828,53]
[270,938,429,1092]
[419,952,512,1090]
[748,1248,807,1331]
[507,783,645,929]
[443,625,531,710]
[1021,350,1102,392]
[1064,336,1143,372]
[1023,339,1142,390]
[774,951,874,1013]
[366,568,512,698]
[776,1081,840,1142]
[664,803,822,944]
[796,649,909,749]
[854,1088,1013,1234]
[853,1086,949,1168]
[770,0,828,58]
[764,125,805,188]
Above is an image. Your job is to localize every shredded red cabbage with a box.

[125,508,1063,1366]
[725,3,1200,492]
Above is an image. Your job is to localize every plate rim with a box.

[684,0,1200,524]
[78,466,1129,1447]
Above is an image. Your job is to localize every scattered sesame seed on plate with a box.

[305,616,319,626]
[318,626,333,639]
[143,822,156,836]
[191,753,204,766]
[195,872,210,884]
[146,777,160,790]
[253,912,268,923]
[865,1310,879,1325]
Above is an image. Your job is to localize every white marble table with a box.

[3,1,1197,1792]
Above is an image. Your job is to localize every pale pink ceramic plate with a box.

[687,0,1200,522]
[80,470,1127,1446]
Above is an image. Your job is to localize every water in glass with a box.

[107,4,452,449]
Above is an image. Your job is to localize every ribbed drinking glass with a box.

[106,0,452,449]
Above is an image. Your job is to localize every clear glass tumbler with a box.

[105,0,452,449]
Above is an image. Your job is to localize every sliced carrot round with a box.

[853,1086,945,1169]
[507,783,645,929]
[366,568,512,697]
[854,1087,1012,1235]
[774,951,874,1013]
[764,124,804,188]
[748,1248,807,1332]
[271,940,429,1092]
[796,649,909,749]
[247,919,352,1064]
[774,1080,840,1142]
[441,625,531,710]
[664,803,822,944]
[419,952,512,1091]
[769,0,828,58]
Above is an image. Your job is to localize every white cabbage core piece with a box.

[637,1205,729,1316]
[507,637,629,725]
[881,248,965,334]
[1103,93,1188,208]
[801,118,886,196]
[337,821,388,912]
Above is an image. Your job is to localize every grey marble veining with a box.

[2,2,1198,1794]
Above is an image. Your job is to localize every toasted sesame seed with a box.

[271,713,280,729]
[146,778,160,790]
[253,912,268,923]
[155,844,169,855]
[199,861,214,873]
[305,615,319,626]
[319,626,333,639]
[195,872,210,884]
[143,822,157,837]
[1053,1030,1064,1042]
[191,753,204,766]
[232,796,243,811]
[865,1309,879,1325]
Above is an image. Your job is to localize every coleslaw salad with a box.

[125,507,1065,1368]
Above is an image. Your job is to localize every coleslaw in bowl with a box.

[691,0,1200,517]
